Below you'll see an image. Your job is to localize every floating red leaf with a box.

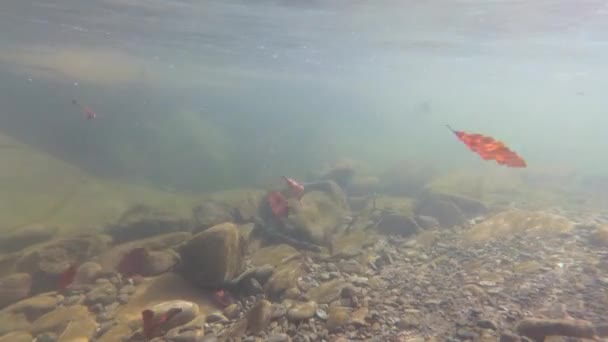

[447,125,527,168]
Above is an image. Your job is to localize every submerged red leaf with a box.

[142,308,183,339]
[283,176,305,200]
[267,191,289,218]
[58,264,78,290]
[214,288,234,307]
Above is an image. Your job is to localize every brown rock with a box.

[223,303,239,319]
[287,301,317,322]
[142,300,199,338]
[265,263,303,301]
[246,299,272,334]
[374,213,420,236]
[30,305,95,336]
[74,262,103,285]
[590,226,608,247]
[107,204,192,243]
[283,181,350,245]
[85,282,117,306]
[429,192,488,217]
[56,310,98,341]
[15,234,110,294]
[326,306,350,331]
[414,215,439,229]
[0,273,31,309]
[306,279,346,304]
[414,197,465,228]
[224,318,248,340]
[179,223,246,287]
[97,323,132,342]
[350,306,368,327]
[0,224,55,253]
[97,232,190,274]
[250,244,299,268]
[141,249,180,276]
[464,209,573,244]
[0,331,32,342]
[516,318,596,341]
[0,293,63,334]
[115,273,215,325]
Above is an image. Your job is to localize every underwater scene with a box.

[1,0,608,341]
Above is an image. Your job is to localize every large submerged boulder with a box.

[589,226,608,248]
[464,209,574,244]
[374,213,420,237]
[0,273,31,309]
[413,191,488,228]
[14,234,111,294]
[0,224,56,253]
[281,181,350,245]
[178,223,246,288]
[106,205,192,244]
[92,232,188,280]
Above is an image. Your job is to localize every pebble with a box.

[118,294,130,304]
[119,284,136,295]
[479,280,496,287]
[396,314,420,330]
[267,333,290,342]
[477,319,498,330]
[200,335,219,342]
[167,329,204,342]
[95,322,115,338]
[456,328,478,340]
[223,303,240,319]
[86,282,117,306]
[340,284,357,298]
[35,332,58,342]
[487,287,504,294]
[271,304,287,319]
[315,308,328,320]
[349,276,368,286]
[64,204,607,341]
[63,294,84,306]
[287,301,318,322]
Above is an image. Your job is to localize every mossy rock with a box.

[464,209,573,244]
[106,205,193,244]
[425,168,569,210]
[285,182,350,245]
[0,133,205,236]
[178,223,246,287]
[250,244,299,268]
[373,196,415,217]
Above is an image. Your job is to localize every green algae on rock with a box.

[282,181,350,246]
[464,209,574,244]
[106,204,193,244]
[0,273,31,309]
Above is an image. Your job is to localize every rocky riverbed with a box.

[0,175,606,342]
